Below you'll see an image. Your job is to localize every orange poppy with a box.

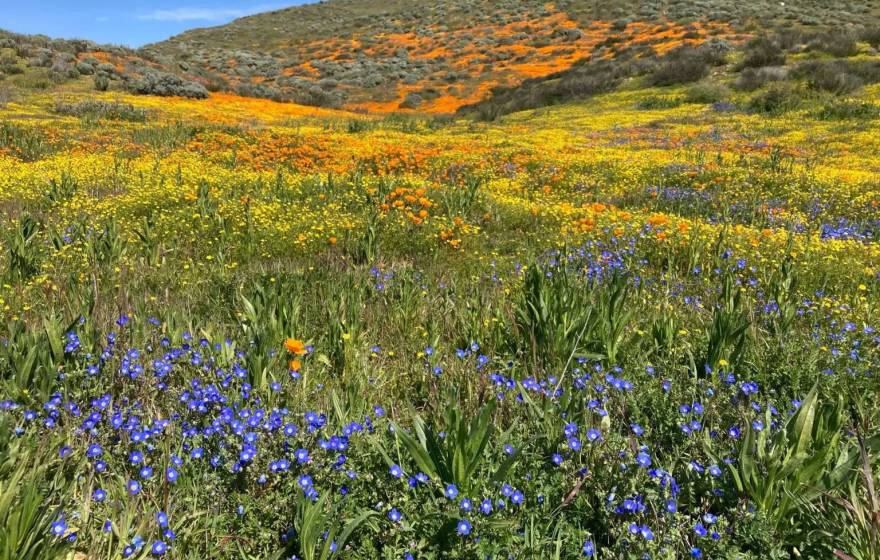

[284,338,307,355]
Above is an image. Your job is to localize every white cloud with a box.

[137,4,284,22]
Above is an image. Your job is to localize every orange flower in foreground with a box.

[284,338,307,355]
[289,358,302,371]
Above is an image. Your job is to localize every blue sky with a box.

[0,1,310,47]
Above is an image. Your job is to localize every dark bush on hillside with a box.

[860,27,880,47]
[735,67,767,91]
[734,66,788,91]
[399,92,423,109]
[739,36,785,68]
[0,86,14,108]
[748,83,803,114]
[696,38,733,65]
[235,82,285,102]
[812,31,859,57]
[686,80,731,103]
[849,60,880,84]
[647,48,710,86]
[817,99,880,120]
[96,63,115,75]
[793,60,864,94]
[126,70,208,99]
[636,95,683,110]
[54,100,149,122]
[94,75,109,91]
[201,74,229,93]
[1,61,24,75]
[775,29,815,51]
[290,86,344,108]
[75,61,94,75]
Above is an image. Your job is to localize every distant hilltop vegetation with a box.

[2,0,880,114]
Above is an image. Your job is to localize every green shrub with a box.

[636,95,684,109]
[53,100,149,122]
[812,31,859,57]
[4,214,42,280]
[74,61,93,75]
[859,27,880,48]
[0,61,23,75]
[647,47,710,86]
[399,92,423,109]
[513,261,597,368]
[131,122,200,151]
[389,396,510,492]
[0,122,52,161]
[125,70,208,99]
[739,36,785,69]
[795,60,864,94]
[727,386,856,550]
[734,66,789,91]
[748,83,803,114]
[346,119,374,133]
[235,81,285,101]
[686,80,731,103]
[817,98,880,120]
[93,74,109,91]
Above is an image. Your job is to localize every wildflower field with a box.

[2,50,880,560]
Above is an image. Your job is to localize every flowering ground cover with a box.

[1,57,879,559]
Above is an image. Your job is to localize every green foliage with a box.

[635,95,684,110]
[703,272,750,373]
[748,83,803,114]
[592,272,633,365]
[738,36,785,69]
[346,119,374,134]
[390,395,515,493]
[0,316,73,400]
[85,217,125,267]
[0,122,52,161]
[238,276,303,389]
[726,386,855,545]
[514,262,597,368]
[131,122,200,152]
[686,80,731,104]
[767,258,798,340]
[44,172,78,207]
[93,74,109,92]
[125,70,208,99]
[817,99,880,120]
[54,100,149,122]
[5,214,42,281]
[273,494,377,560]
[647,47,711,87]
[0,421,71,560]
[439,170,485,217]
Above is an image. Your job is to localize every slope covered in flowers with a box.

[0,70,879,560]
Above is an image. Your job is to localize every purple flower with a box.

[583,540,595,556]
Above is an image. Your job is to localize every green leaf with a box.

[392,421,438,480]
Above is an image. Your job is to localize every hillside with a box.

[143,0,880,111]
[4,1,880,113]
